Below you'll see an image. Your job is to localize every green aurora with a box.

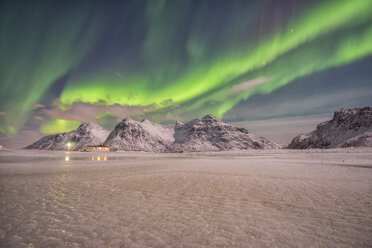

[1,0,372,135]
[0,1,103,134]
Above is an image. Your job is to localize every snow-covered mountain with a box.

[25,123,110,150]
[103,118,175,152]
[287,107,372,149]
[104,114,278,152]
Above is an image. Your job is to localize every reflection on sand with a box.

[65,156,108,162]
[91,156,107,161]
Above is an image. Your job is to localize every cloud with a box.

[45,102,102,123]
[229,77,272,94]
[164,113,184,122]
[0,130,43,149]
[44,101,149,124]
[31,103,45,110]
[225,88,372,121]
[107,104,146,120]
[230,113,333,146]
[33,115,44,121]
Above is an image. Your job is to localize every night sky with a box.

[1,0,372,147]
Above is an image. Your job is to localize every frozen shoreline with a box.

[1,149,371,247]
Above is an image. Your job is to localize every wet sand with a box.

[0,149,371,247]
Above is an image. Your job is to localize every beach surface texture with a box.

[0,149,371,247]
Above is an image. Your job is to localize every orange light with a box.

[92,156,94,160]
[350,146,354,149]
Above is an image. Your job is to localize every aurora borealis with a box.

[1,0,372,146]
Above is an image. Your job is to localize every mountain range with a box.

[104,114,278,152]
[26,107,372,151]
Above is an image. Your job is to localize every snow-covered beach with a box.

[1,149,371,247]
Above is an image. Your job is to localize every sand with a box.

[0,149,371,247]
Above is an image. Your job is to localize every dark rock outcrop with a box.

[287,107,372,149]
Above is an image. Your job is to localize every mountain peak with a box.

[201,114,219,121]
[122,117,142,124]
[25,123,110,150]
[175,121,184,126]
[288,107,372,149]
[77,122,101,130]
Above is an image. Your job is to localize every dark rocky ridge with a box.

[287,107,372,149]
